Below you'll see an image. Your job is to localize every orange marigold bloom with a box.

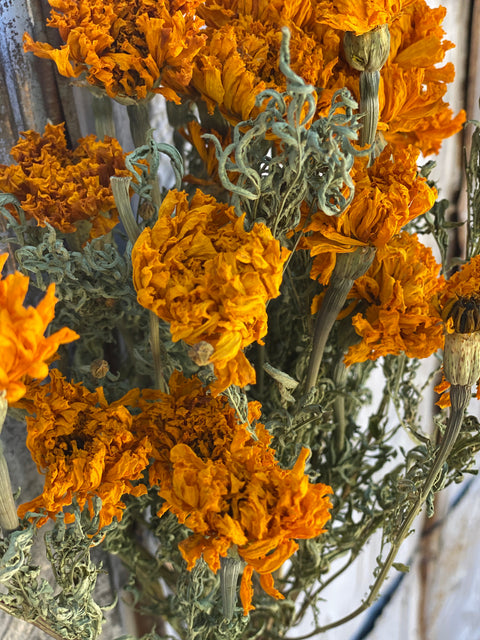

[303,144,436,285]
[314,0,417,35]
[340,232,444,366]
[135,371,333,614]
[23,0,206,103]
[192,0,463,154]
[190,17,340,124]
[132,189,290,394]
[17,370,150,530]
[378,0,466,154]
[0,254,78,404]
[0,123,130,239]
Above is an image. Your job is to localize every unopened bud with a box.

[90,359,110,379]
[188,341,214,366]
[443,331,480,387]
[138,200,156,221]
[343,24,391,73]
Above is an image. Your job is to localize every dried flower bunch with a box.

[0,1,478,639]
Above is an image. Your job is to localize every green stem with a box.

[333,359,348,456]
[305,247,376,391]
[92,95,116,139]
[0,392,18,531]
[126,102,162,210]
[110,177,167,392]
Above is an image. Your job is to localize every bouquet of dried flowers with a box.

[0,1,478,639]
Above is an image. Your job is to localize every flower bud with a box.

[343,24,391,73]
[90,358,110,379]
[443,331,480,387]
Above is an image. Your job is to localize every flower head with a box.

[0,254,78,403]
[339,232,444,365]
[17,370,150,529]
[23,0,206,103]
[315,0,417,35]
[136,371,333,614]
[304,144,436,285]
[0,123,130,239]
[132,189,290,394]
[377,0,466,154]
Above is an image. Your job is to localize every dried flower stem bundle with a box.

[0,3,477,640]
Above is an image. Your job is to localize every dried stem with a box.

[305,247,376,391]
[110,176,167,392]
[0,392,18,531]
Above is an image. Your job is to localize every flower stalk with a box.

[305,246,376,391]
[110,176,167,392]
[344,24,390,146]
[127,102,162,210]
[92,95,116,139]
[0,391,19,531]
[311,327,480,635]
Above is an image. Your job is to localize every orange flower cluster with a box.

[23,0,206,103]
[315,0,417,35]
[190,0,464,154]
[17,370,151,530]
[341,232,444,365]
[0,254,78,404]
[303,144,437,285]
[132,189,290,394]
[0,123,130,239]
[135,371,333,614]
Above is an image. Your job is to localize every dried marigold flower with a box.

[378,0,466,154]
[132,189,290,394]
[17,370,150,530]
[339,232,444,365]
[304,143,437,285]
[0,254,78,404]
[23,0,206,103]
[135,371,333,614]
[0,123,130,239]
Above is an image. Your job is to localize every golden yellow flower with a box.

[0,123,130,239]
[135,371,333,614]
[17,370,150,530]
[314,0,417,35]
[340,232,444,365]
[190,16,340,124]
[23,0,206,103]
[132,189,290,394]
[378,0,466,154]
[0,254,78,404]
[191,0,463,155]
[303,144,437,285]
